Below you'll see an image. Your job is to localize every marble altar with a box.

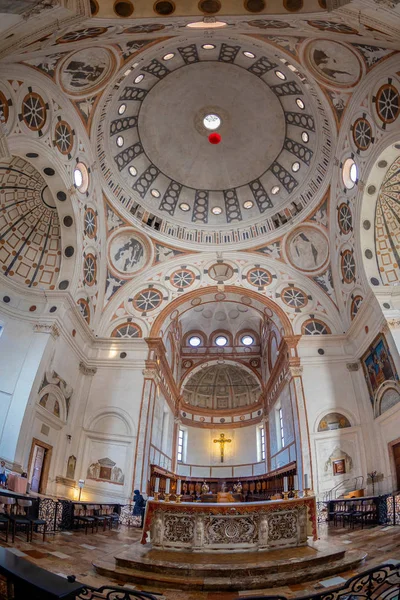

[141,497,317,552]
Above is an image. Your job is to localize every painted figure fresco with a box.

[362,334,398,403]
[87,457,125,485]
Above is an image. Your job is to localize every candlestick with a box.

[155,477,160,493]
[164,493,171,503]
[283,476,288,492]
[153,492,160,501]
[176,479,181,495]
[294,475,298,490]
[165,478,170,494]
[283,491,289,500]
[304,473,309,489]
[175,495,182,503]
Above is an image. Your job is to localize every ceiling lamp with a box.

[208,133,221,144]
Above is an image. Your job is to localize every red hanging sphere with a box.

[208,133,221,145]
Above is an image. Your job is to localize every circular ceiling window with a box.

[215,335,228,347]
[74,162,89,193]
[203,113,221,131]
[342,157,358,189]
[188,335,202,347]
[208,263,234,281]
[241,334,254,346]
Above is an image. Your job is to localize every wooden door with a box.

[393,442,400,490]
[31,446,45,493]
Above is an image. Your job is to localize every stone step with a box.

[93,548,367,591]
[114,541,346,578]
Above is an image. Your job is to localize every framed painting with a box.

[333,459,346,475]
[361,333,398,404]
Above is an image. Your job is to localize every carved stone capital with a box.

[142,368,160,383]
[346,362,360,372]
[33,323,60,338]
[289,365,303,377]
[79,361,97,376]
[387,319,400,330]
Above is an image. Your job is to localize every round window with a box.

[241,335,254,346]
[188,335,201,347]
[215,335,228,347]
[203,113,221,131]
[342,157,358,189]
[74,163,89,193]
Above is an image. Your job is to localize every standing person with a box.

[132,490,146,528]
[0,461,7,488]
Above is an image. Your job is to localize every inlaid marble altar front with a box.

[142,497,317,552]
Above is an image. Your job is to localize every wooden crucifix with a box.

[213,432,231,463]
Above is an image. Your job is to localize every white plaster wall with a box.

[183,424,259,467]
[301,358,368,496]
[0,312,50,464]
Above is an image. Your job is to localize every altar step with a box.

[93,541,367,591]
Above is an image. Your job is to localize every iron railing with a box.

[237,561,400,600]
[76,587,160,599]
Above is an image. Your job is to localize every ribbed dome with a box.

[182,364,261,411]
[0,156,60,289]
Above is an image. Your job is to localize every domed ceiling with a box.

[182,363,261,410]
[0,156,61,289]
[98,35,332,248]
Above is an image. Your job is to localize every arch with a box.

[85,407,136,437]
[150,285,293,338]
[180,357,263,392]
[375,381,400,417]
[37,384,67,423]
[313,407,357,434]
[317,412,351,432]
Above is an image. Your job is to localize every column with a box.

[133,371,157,493]
[289,366,313,490]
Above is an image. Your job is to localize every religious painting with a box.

[362,333,398,404]
[333,459,346,475]
[108,229,150,279]
[305,40,362,88]
[59,48,114,96]
[324,446,353,475]
[66,455,76,480]
[318,412,351,432]
[285,226,329,273]
[87,457,124,485]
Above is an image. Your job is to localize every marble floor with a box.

[0,523,399,599]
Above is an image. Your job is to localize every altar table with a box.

[7,474,28,494]
[141,496,317,552]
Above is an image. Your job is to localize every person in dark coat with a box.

[132,490,146,527]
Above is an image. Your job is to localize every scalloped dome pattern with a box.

[182,363,261,411]
[0,156,61,289]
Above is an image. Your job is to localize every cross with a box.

[213,433,231,463]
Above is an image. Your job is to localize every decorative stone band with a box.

[79,361,97,376]
[33,323,60,339]
[142,497,317,553]
[346,362,360,372]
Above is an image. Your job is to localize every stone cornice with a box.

[79,361,97,376]
[346,362,360,372]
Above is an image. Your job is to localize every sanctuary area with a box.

[0,0,399,598]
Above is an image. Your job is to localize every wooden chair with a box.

[17,499,46,542]
[0,498,10,543]
[7,498,30,543]
[333,501,354,527]
[92,505,110,532]
[73,504,96,535]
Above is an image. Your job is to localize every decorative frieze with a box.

[346,362,360,372]
[79,361,97,376]
[33,323,60,339]
[289,365,303,377]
